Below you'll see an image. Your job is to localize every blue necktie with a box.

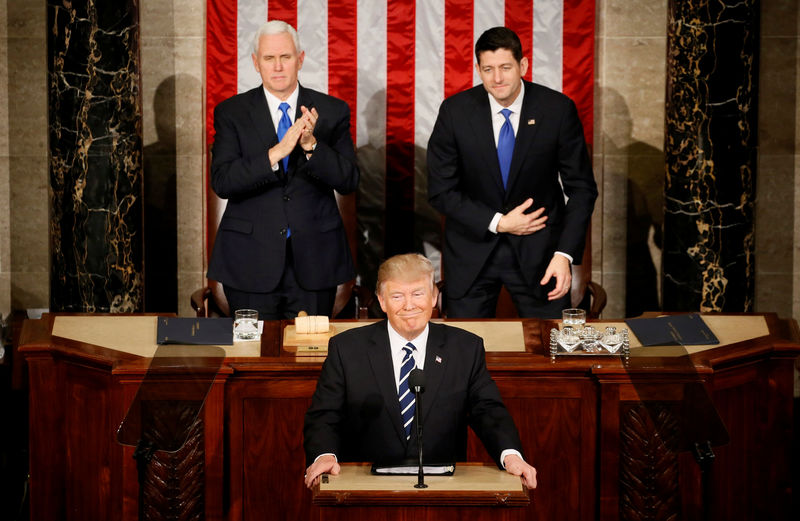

[398,342,417,440]
[497,108,514,189]
[277,102,292,171]
[276,102,292,237]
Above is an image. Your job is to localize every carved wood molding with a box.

[141,401,205,521]
[620,402,681,521]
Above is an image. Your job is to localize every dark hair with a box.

[475,27,523,64]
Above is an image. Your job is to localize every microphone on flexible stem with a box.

[409,368,427,489]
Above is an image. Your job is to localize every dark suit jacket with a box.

[207,85,359,292]
[303,321,523,468]
[427,81,598,300]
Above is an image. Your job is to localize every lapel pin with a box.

[528,119,536,125]
[435,355,442,364]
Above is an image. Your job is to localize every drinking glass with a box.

[562,308,586,328]
[233,309,259,340]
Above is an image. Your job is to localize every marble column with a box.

[48,0,143,312]
[663,0,759,311]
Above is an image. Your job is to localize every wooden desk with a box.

[311,462,528,520]
[19,314,800,521]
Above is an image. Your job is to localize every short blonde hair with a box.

[376,253,435,295]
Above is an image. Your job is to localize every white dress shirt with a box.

[386,321,427,392]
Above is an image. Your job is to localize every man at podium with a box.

[303,254,537,489]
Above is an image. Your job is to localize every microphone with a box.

[409,368,426,394]
[409,369,427,488]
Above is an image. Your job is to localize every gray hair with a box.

[252,20,302,55]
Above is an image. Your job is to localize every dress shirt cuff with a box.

[313,453,338,464]
[554,251,573,264]
[270,158,279,171]
[488,212,503,234]
[500,449,523,469]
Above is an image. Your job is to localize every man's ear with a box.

[431,284,440,308]
[376,291,387,314]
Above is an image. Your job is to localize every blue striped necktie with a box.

[277,102,292,171]
[398,342,416,440]
[497,108,514,189]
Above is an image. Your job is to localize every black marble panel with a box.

[48,0,143,312]
[663,0,759,312]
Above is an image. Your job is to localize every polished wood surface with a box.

[311,463,528,521]
[19,313,800,521]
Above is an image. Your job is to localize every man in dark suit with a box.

[208,20,358,319]
[303,254,537,489]
[428,27,598,318]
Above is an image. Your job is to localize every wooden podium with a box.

[18,313,800,521]
[311,463,529,520]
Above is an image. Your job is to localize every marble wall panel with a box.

[48,0,144,312]
[663,0,759,312]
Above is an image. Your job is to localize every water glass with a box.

[233,309,259,340]
[562,308,586,328]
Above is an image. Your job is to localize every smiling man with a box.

[303,253,537,490]
[207,20,358,319]
[428,26,597,318]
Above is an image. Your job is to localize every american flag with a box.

[206,0,595,284]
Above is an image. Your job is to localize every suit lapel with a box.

[366,321,408,446]
[246,87,278,151]
[505,81,541,197]
[467,91,506,194]
[420,322,447,427]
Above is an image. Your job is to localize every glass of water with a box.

[562,308,586,328]
[233,309,259,340]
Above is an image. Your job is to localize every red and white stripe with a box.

[206,0,595,254]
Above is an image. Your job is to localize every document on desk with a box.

[625,313,719,346]
[157,317,234,345]
[371,463,455,476]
